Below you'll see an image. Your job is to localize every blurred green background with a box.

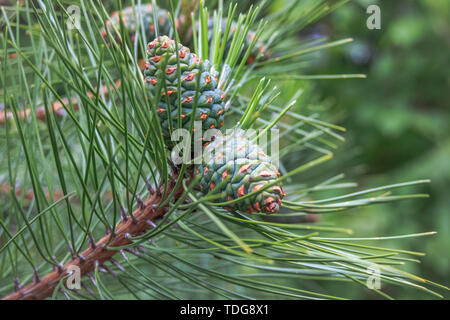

[282,0,449,298]
[0,0,447,300]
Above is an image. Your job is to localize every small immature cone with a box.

[1,171,191,300]
[101,5,174,48]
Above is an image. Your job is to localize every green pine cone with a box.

[196,130,285,213]
[143,36,228,146]
[101,5,172,46]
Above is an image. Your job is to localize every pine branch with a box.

[1,0,446,300]
[0,182,116,204]
[1,170,190,300]
[0,79,123,126]
[0,182,65,201]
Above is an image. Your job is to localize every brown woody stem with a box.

[0,182,113,203]
[0,80,122,126]
[0,57,148,125]
[1,174,186,300]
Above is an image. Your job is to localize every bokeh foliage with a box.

[280,0,449,298]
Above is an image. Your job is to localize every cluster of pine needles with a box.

[0,0,448,299]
